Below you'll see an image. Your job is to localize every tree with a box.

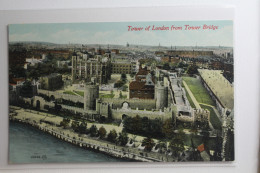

[157,140,167,152]
[114,80,124,88]
[132,115,142,134]
[162,63,170,70]
[89,125,98,137]
[122,85,128,92]
[9,48,27,78]
[142,137,155,152]
[10,66,26,79]
[177,61,188,68]
[121,73,127,81]
[71,121,80,132]
[187,65,198,75]
[162,119,175,139]
[141,117,150,136]
[19,80,34,98]
[123,116,163,139]
[169,135,185,156]
[118,132,128,146]
[78,121,87,134]
[60,118,70,129]
[98,126,107,139]
[130,72,136,78]
[107,129,118,143]
[150,119,163,138]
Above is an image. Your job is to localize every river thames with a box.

[9,122,126,163]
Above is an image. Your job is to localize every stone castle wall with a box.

[38,89,84,103]
[111,107,172,121]
[101,98,156,110]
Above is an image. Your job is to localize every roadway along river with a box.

[9,121,127,163]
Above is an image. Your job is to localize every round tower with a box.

[155,82,168,110]
[84,82,99,110]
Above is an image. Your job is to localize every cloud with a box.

[49,29,90,44]
[9,32,40,42]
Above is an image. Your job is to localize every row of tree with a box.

[123,115,187,154]
[123,115,178,139]
[60,118,129,146]
[59,117,187,155]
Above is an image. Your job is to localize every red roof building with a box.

[197,144,205,152]
[129,67,155,99]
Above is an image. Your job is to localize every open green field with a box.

[200,104,222,130]
[99,93,115,98]
[120,95,127,99]
[63,91,77,95]
[182,77,215,106]
[74,90,84,97]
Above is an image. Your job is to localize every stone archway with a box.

[50,95,55,101]
[122,114,128,120]
[36,100,40,110]
[121,101,130,110]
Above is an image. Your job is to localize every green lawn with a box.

[200,104,222,130]
[99,93,115,98]
[74,90,84,97]
[120,95,127,99]
[182,77,215,106]
[183,87,196,108]
[63,91,77,95]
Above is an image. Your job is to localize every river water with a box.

[9,122,126,163]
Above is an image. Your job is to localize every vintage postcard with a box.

[8,21,234,163]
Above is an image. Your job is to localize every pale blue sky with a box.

[9,21,233,47]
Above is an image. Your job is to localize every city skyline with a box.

[9,20,233,47]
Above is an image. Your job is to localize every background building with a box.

[111,62,132,74]
[71,50,111,84]
[39,73,63,90]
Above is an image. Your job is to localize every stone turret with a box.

[84,82,99,110]
[155,82,168,110]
